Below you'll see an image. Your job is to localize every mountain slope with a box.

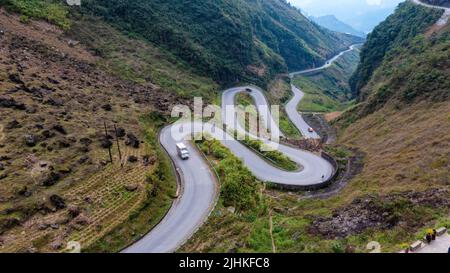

[332,0,450,242]
[0,0,361,253]
[310,15,366,38]
[0,1,218,252]
[181,3,450,252]
[181,7,450,251]
[0,8,188,252]
[349,2,443,101]
[80,0,362,86]
[292,48,360,112]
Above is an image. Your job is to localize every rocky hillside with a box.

[0,6,195,252]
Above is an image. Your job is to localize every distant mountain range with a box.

[294,0,403,34]
[342,5,404,34]
[310,15,366,37]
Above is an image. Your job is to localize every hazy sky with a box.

[288,0,405,32]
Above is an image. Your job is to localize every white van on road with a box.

[176,143,190,160]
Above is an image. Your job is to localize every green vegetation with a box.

[234,92,261,134]
[235,92,253,107]
[196,138,262,211]
[3,0,447,255]
[180,138,269,253]
[267,77,302,139]
[182,143,450,253]
[331,1,450,253]
[292,48,360,113]
[350,2,442,99]
[235,84,301,140]
[2,0,71,30]
[81,0,362,86]
[86,112,177,253]
[278,115,301,139]
[69,18,219,101]
[341,2,449,123]
[311,15,366,38]
[241,138,298,172]
[324,145,351,160]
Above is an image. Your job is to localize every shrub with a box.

[331,242,344,253]
[4,0,71,30]
[197,139,261,211]
[242,138,298,171]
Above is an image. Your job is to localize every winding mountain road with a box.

[123,45,358,253]
[412,0,450,26]
[289,44,359,78]
[286,84,321,139]
[287,44,360,139]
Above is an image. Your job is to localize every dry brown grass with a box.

[267,76,290,102]
[0,9,96,63]
[338,100,450,195]
[0,146,153,253]
[180,99,450,253]
[324,111,343,122]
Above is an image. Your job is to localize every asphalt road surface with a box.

[222,86,285,139]
[416,233,450,253]
[286,44,360,139]
[285,84,321,139]
[125,1,448,254]
[124,45,358,253]
[289,44,359,78]
[122,127,217,253]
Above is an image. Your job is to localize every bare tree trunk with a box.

[114,124,123,166]
[104,121,113,164]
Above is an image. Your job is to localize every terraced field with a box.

[0,146,153,253]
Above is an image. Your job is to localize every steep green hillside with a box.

[332,1,450,251]
[349,2,442,100]
[0,0,70,29]
[1,0,220,101]
[80,0,362,86]
[338,1,450,182]
[2,0,362,87]
[292,48,360,112]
